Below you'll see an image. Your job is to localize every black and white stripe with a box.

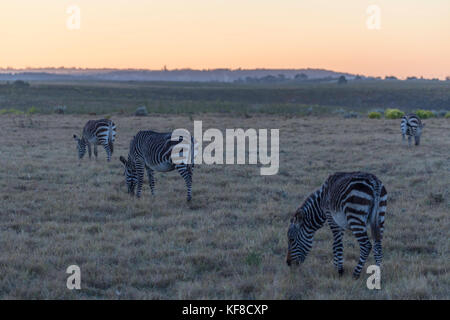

[286,172,387,279]
[401,113,424,146]
[119,130,196,201]
[73,119,116,161]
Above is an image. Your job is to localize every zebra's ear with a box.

[119,156,127,165]
[294,209,304,223]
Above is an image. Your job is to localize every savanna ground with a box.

[0,112,448,299]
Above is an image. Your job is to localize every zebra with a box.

[286,172,387,279]
[119,130,196,201]
[73,119,116,162]
[401,113,424,146]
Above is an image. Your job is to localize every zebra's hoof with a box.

[338,269,344,277]
[352,272,360,280]
[187,197,192,202]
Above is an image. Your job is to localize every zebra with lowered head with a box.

[119,130,196,201]
[401,113,424,146]
[73,119,116,161]
[286,172,387,279]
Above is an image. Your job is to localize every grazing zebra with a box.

[286,172,387,279]
[119,130,196,201]
[73,119,116,162]
[401,113,424,146]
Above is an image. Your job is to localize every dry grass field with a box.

[0,113,448,299]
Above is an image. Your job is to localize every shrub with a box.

[27,106,39,114]
[343,111,358,119]
[135,106,148,116]
[445,112,450,119]
[368,111,382,119]
[54,105,66,114]
[434,110,447,118]
[414,109,435,119]
[337,76,347,85]
[385,108,405,119]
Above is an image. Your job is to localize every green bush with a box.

[368,111,382,119]
[445,112,450,119]
[414,109,435,119]
[27,106,39,114]
[385,108,405,119]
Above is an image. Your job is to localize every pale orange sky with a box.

[0,0,449,79]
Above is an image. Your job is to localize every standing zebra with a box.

[401,113,424,146]
[73,119,116,162]
[119,130,196,201]
[286,172,387,279]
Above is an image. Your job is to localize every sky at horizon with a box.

[0,0,449,79]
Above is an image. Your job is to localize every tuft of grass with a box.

[245,251,262,267]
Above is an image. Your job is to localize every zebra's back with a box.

[83,119,116,145]
[323,172,386,236]
[130,130,177,171]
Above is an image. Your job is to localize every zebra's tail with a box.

[108,121,114,154]
[188,136,198,171]
[370,182,383,242]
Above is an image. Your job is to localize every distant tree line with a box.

[234,73,355,84]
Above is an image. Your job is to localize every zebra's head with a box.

[120,156,137,195]
[286,209,310,266]
[73,134,86,159]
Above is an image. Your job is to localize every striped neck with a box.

[300,187,327,231]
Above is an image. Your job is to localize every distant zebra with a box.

[73,119,116,162]
[119,130,196,201]
[401,113,424,146]
[286,172,387,279]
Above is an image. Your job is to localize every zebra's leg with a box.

[328,218,344,276]
[407,135,412,147]
[103,143,112,162]
[146,166,155,195]
[373,240,382,267]
[94,144,98,159]
[176,165,192,201]
[350,224,372,279]
[87,142,92,159]
[135,158,145,198]
[414,135,420,146]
